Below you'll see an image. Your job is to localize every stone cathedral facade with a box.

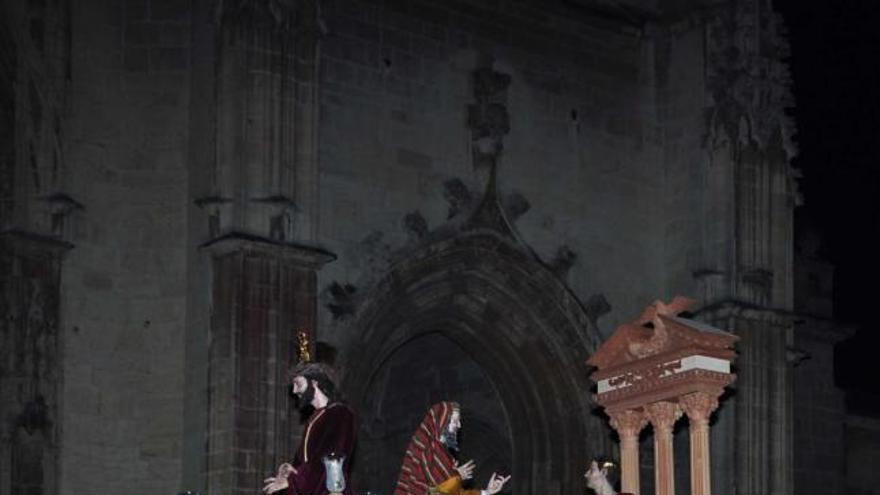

[0,0,859,495]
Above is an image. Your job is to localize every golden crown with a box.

[297,330,312,363]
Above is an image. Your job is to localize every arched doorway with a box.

[344,232,611,495]
[356,332,512,495]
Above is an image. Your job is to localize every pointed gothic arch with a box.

[343,231,611,495]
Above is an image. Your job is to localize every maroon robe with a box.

[287,403,357,495]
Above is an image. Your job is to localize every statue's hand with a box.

[263,463,296,493]
[485,472,511,495]
[277,463,296,478]
[455,459,476,481]
[262,475,289,494]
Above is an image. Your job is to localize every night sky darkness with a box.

[776,0,880,408]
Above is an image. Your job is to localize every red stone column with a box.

[204,236,334,495]
[609,409,648,495]
[645,401,682,495]
[680,391,721,495]
[0,232,72,495]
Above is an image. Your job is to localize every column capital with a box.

[609,409,648,438]
[679,391,721,424]
[645,401,682,434]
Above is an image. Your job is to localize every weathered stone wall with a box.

[655,22,713,302]
[310,5,679,488]
[793,256,834,318]
[0,1,834,495]
[314,0,666,350]
[792,325,847,494]
[791,242,849,495]
[845,415,880,495]
[312,3,796,495]
[0,19,14,230]
[56,0,191,493]
[0,236,68,495]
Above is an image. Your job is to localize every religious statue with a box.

[262,333,358,495]
[584,460,618,495]
[394,401,511,495]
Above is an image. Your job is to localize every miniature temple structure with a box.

[588,297,738,495]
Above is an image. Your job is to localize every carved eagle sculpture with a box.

[626,296,696,359]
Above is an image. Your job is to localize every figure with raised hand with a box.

[394,401,511,495]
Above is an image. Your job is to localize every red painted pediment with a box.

[588,297,738,374]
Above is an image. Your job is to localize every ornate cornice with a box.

[598,368,734,412]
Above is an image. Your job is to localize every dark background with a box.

[776,0,880,412]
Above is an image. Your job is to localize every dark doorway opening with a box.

[354,332,512,495]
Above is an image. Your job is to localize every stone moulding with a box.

[199,230,336,268]
[598,354,731,393]
[592,344,737,383]
[0,228,75,254]
[597,368,735,412]
[696,299,801,327]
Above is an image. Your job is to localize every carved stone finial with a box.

[460,63,522,238]
[502,191,530,222]
[548,245,577,278]
[403,210,428,242]
[442,178,473,219]
[467,65,511,169]
[585,293,612,325]
[321,282,358,321]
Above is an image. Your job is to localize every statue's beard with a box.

[441,429,459,452]
[295,382,315,411]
